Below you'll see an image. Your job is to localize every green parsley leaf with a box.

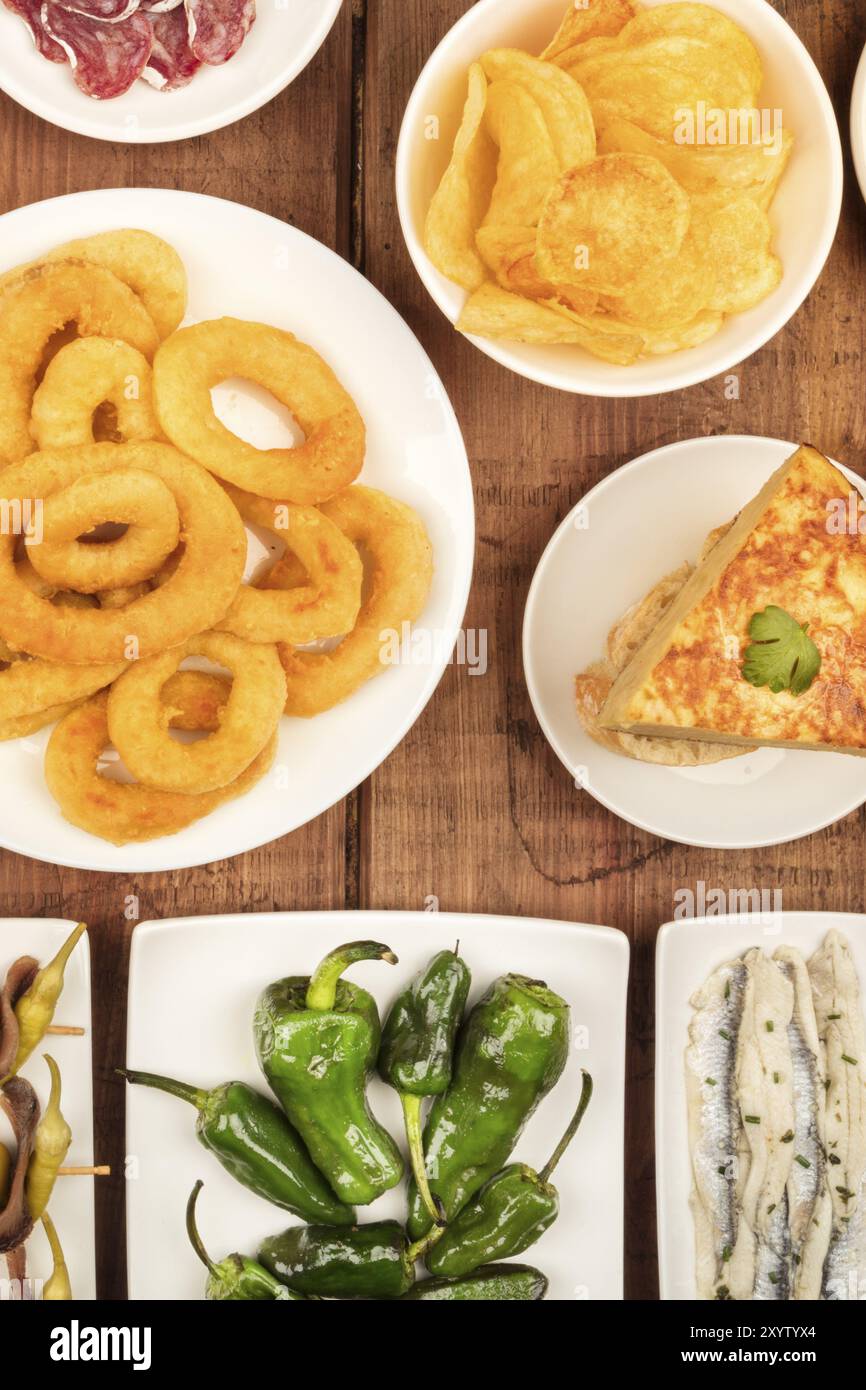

[742,606,821,696]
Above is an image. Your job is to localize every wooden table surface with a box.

[0,0,863,1301]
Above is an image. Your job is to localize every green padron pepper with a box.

[407,974,570,1239]
[427,1070,593,1277]
[120,1069,355,1226]
[400,1264,549,1301]
[378,947,471,1226]
[254,941,404,1207]
[186,1182,305,1301]
[258,1219,443,1300]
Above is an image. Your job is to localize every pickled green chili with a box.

[13,923,87,1075]
[26,1056,71,1220]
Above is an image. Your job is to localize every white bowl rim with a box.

[397,0,845,398]
[850,43,866,205]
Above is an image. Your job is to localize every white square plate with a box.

[0,919,95,1300]
[126,910,629,1300]
[656,911,866,1300]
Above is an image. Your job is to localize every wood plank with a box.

[362,0,866,1299]
[0,5,354,1300]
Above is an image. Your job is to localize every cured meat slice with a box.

[0,1079,40,1256]
[185,0,254,66]
[141,4,200,89]
[54,0,140,21]
[2,0,66,61]
[41,5,153,97]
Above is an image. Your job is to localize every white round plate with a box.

[523,435,866,850]
[397,0,843,397]
[0,187,474,873]
[851,44,866,204]
[0,0,343,143]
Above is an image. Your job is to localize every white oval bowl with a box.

[397,0,843,397]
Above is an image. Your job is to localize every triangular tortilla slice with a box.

[601,445,866,755]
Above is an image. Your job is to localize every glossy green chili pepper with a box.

[254,941,404,1207]
[400,1264,549,1301]
[120,1069,355,1226]
[259,1218,442,1300]
[427,1070,593,1277]
[407,973,570,1239]
[378,947,471,1227]
[186,1181,305,1301]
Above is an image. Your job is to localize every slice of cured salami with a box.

[185,0,254,66]
[53,0,140,21]
[141,4,200,90]
[2,0,66,61]
[41,4,153,97]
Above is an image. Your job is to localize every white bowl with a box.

[0,0,343,144]
[851,44,866,204]
[397,0,843,397]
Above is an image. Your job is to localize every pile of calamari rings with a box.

[0,230,434,845]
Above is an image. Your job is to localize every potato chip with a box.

[567,37,758,141]
[457,281,592,345]
[482,80,561,227]
[541,0,636,62]
[642,309,724,354]
[596,118,793,206]
[476,223,599,312]
[424,62,498,291]
[479,48,595,170]
[617,3,762,96]
[550,35,621,72]
[690,194,782,313]
[598,225,713,329]
[535,153,690,295]
[541,299,645,363]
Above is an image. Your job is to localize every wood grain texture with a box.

[0,0,863,1301]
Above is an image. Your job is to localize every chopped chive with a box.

[745,1115,761,1125]
[705,1077,718,1087]
[724,981,731,1000]
[829,1154,842,1166]
[836,1187,855,1202]
[768,1271,779,1285]
[827,1013,842,1020]
[795,1155,811,1169]
[721,1245,732,1262]
[719,1028,731,1041]
[773,1072,780,1084]
[767,1204,776,1215]
[765,1020,775,1033]
[781,1130,795,1143]
[842,1055,858,1066]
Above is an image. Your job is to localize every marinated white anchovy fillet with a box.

[774,946,832,1301]
[809,931,866,1300]
[686,956,748,1300]
[734,950,795,1301]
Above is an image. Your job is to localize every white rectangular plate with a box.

[656,910,866,1300]
[0,919,95,1300]
[126,911,629,1300]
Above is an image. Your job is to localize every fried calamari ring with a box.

[31,338,160,450]
[153,318,366,503]
[216,484,363,644]
[45,680,277,846]
[0,229,187,340]
[0,655,125,723]
[26,470,181,594]
[0,443,247,664]
[0,262,159,465]
[276,486,434,717]
[107,631,286,794]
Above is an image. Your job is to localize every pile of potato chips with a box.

[424,0,792,365]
